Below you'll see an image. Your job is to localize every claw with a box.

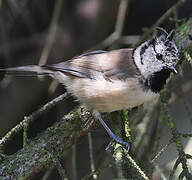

[105,135,130,152]
[105,141,113,152]
[110,134,130,151]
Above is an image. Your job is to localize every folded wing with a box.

[42,48,139,81]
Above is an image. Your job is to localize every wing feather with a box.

[42,48,139,80]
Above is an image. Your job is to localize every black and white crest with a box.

[134,28,179,92]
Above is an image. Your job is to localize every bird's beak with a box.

[168,65,178,74]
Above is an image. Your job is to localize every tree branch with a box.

[0,109,98,179]
[0,93,68,150]
[38,0,64,65]
[134,0,189,47]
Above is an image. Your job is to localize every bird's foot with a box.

[105,134,130,152]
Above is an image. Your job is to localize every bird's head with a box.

[134,28,179,79]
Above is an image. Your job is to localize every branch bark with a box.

[0,109,98,179]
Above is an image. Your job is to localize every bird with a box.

[0,28,179,150]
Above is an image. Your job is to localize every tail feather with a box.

[0,65,53,76]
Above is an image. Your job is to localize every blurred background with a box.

[0,0,192,179]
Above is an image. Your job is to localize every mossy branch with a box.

[157,18,192,179]
[0,108,98,179]
[0,93,68,150]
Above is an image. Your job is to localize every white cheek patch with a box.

[134,44,164,78]
[134,42,157,76]
[154,43,165,54]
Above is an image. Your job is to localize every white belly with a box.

[54,72,158,112]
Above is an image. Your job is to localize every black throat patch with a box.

[144,68,171,93]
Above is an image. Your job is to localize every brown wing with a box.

[42,48,140,80]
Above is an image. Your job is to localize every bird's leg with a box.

[94,112,130,151]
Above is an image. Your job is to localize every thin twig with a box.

[88,132,97,179]
[153,164,167,180]
[166,104,192,179]
[46,149,67,179]
[38,0,63,65]
[124,150,150,180]
[42,165,55,180]
[0,93,68,149]
[151,138,174,163]
[23,118,28,148]
[91,0,129,50]
[38,0,64,93]
[180,133,192,138]
[134,0,189,47]
[114,0,129,37]
[183,100,192,125]
[72,145,77,180]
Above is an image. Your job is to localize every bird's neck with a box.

[144,68,171,93]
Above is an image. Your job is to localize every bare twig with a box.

[88,132,97,179]
[114,0,129,37]
[134,0,189,47]
[117,35,140,45]
[82,161,115,180]
[38,0,63,65]
[42,165,55,180]
[183,100,192,125]
[91,0,129,50]
[151,138,174,163]
[72,145,77,180]
[38,0,64,93]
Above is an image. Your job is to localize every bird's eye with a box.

[156,53,163,60]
